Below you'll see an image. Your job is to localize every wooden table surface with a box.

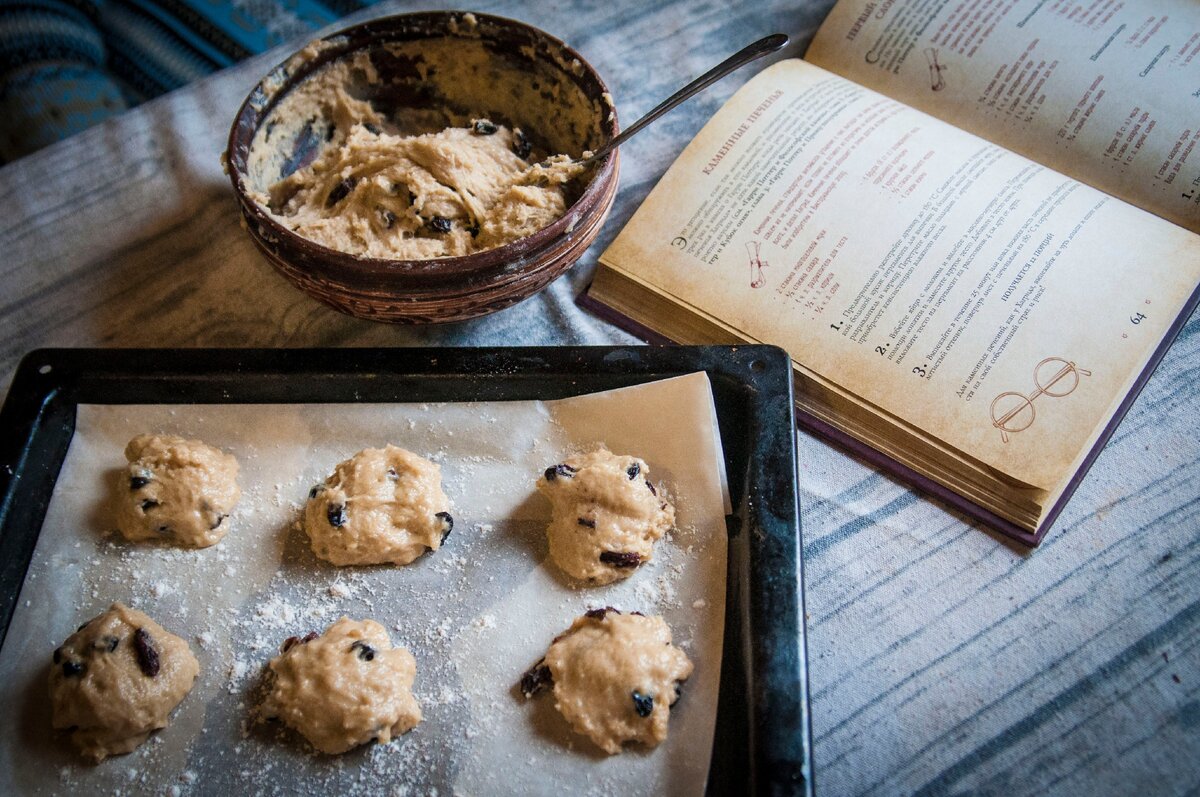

[2,1,1197,795]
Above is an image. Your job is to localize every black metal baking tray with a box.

[0,345,811,796]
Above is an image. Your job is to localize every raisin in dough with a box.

[520,608,693,754]
[261,121,581,259]
[304,445,453,566]
[49,603,199,761]
[261,618,421,754]
[536,449,674,584]
[116,434,241,548]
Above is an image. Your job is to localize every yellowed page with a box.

[807,0,1200,232]
[600,59,1200,490]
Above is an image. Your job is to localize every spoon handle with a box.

[578,33,789,166]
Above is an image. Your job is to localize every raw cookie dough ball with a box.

[49,603,199,761]
[261,618,422,754]
[536,448,674,584]
[520,608,693,754]
[304,445,453,566]
[116,433,241,548]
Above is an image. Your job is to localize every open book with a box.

[583,0,1200,544]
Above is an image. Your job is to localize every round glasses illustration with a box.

[990,357,1091,443]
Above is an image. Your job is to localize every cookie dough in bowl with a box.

[536,448,675,584]
[259,119,583,259]
[115,433,241,548]
[49,603,199,761]
[304,444,453,566]
[225,11,620,323]
[520,607,693,754]
[261,618,421,754]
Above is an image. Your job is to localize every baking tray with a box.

[0,345,811,796]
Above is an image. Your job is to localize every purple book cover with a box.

[578,280,1200,547]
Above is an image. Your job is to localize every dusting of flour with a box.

[2,388,725,796]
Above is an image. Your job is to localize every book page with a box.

[806,0,1200,233]
[599,59,1200,490]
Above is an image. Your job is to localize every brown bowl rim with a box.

[225,10,619,284]
[249,153,619,323]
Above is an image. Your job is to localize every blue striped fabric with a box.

[797,359,1200,797]
[0,0,374,162]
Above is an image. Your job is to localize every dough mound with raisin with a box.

[304,445,453,566]
[116,433,241,548]
[261,618,421,754]
[536,448,674,584]
[520,608,693,754]
[49,603,199,761]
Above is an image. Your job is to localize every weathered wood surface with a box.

[1,1,1197,794]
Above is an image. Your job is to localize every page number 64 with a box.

[1124,300,1151,337]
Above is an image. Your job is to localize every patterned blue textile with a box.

[0,0,372,162]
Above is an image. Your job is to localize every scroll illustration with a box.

[746,240,767,288]
[990,357,1091,443]
[924,48,946,91]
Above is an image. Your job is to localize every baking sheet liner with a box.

[0,372,729,796]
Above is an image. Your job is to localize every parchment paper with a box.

[0,373,729,796]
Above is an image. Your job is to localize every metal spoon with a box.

[575,33,789,167]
